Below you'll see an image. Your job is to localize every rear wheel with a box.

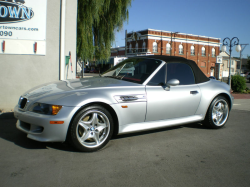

[69,105,113,152]
[204,96,229,129]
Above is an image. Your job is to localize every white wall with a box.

[0,0,77,111]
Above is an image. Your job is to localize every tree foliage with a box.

[77,0,131,62]
[231,75,246,92]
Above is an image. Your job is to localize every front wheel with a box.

[69,105,113,152]
[203,96,229,129]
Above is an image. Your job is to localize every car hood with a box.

[22,77,140,100]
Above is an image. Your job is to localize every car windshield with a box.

[101,58,162,84]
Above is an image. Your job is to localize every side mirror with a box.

[164,79,180,91]
[167,79,180,86]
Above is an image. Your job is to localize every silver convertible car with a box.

[14,56,233,152]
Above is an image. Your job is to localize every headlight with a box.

[29,103,62,115]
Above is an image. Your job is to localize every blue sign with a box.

[0,1,34,23]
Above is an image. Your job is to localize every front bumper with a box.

[14,105,79,142]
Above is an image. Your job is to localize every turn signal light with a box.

[51,105,63,115]
[50,121,64,124]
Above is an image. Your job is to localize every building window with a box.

[201,47,206,56]
[227,60,234,67]
[135,42,138,53]
[191,45,195,55]
[153,42,158,53]
[201,61,206,67]
[129,43,132,53]
[179,44,183,55]
[166,43,170,54]
[227,59,234,67]
[212,48,215,57]
[142,41,146,52]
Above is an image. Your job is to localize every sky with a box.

[113,0,250,58]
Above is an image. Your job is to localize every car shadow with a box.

[112,125,182,140]
[184,122,210,129]
[112,122,210,140]
[0,112,208,152]
[0,112,79,152]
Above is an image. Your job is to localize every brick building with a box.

[126,29,220,77]
[111,46,125,57]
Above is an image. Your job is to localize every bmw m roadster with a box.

[14,56,233,152]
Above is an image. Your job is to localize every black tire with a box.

[203,96,229,129]
[68,105,113,152]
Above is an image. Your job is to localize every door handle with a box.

[190,90,198,94]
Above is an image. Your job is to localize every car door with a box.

[145,63,201,121]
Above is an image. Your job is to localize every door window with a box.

[167,63,195,85]
[147,64,166,86]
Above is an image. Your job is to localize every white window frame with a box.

[166,43,170,54]
[129,43,132,53]
[191,45,195,55]
[212,48,215,57]
[179,44,183,54]
[227,60,234,67]
[142,41,146,52]
[201,47,206,56]
[153,42,158,53]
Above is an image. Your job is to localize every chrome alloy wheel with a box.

[76,110,110,148]
[212,99,229,126]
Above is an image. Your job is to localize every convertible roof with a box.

[133,55,209,84]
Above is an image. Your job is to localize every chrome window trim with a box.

[142,60,166,86]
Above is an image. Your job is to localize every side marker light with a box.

[121,105,128,108]
[50,121,64,124]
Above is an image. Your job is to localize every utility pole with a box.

[125,30,127,57]
[239,44,249,74]
[161,31,162,55]
[170,32,179,56]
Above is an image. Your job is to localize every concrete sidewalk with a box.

[232,93,250,99]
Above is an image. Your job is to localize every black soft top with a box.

[133,55,209,84]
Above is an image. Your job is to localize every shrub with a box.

[231,75,246,92]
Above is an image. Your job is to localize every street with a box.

[0,101,250,187]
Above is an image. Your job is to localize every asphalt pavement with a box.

[0,74,250,186]
[0,99,250,187]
